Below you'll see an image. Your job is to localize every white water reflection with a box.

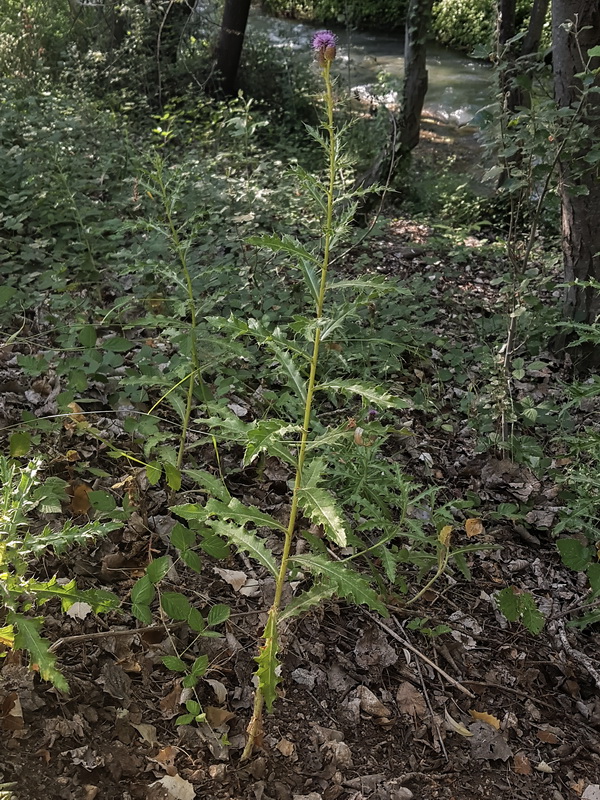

[247,10,493,126]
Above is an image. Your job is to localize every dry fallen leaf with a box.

[582,786,600,800]
[213,567,247,592]
[513,753,533,775]
[205,679,227,705]
[70,483,92,514]
[276,738,295,757]
[469,709,501,730]
[465,518,485,537]
[204,706,235,728]
[151,745,179,776]
[396,682,426,718]
[535,761,554,773]
[356,686,392,718]
[131,722,158,746]
[150,774,195,800]
[66,602,92,620]
[536,729,559,744]
[444,709,474,737]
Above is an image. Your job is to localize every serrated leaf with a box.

[191,655,209,676]
[131,575,155,605]
[183,469,231,502]
[171,503,209,523]
[10,431,31,458]
[297,487,347,546]
[316,379,410,408]
[280,584,335,620]
[247,234,319,264]
[161,592,191,621]
[171,523,196,551]
[208,497,286,532]
[291,554,387,614]
[243,419,299,467]
[147,555,171,584]
[103,336,133,352]
[255,612,281,712]
[187,607,205,632]
[497,586,520,621]
[181,549,202,573]
[268,341,307,403]
[520,594,545,634]
[132,603,153,624]
[557,538,591,571]
[163,462,182,491]
[78,325,97,348]
[207,604,230,627]
[162,656,187,672]
[9,613,68,692]
[587,562,600,596]
[207,521,278,576]
[146,461,162,486]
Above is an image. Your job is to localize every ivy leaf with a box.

[291,554,387,615]
[208,520,278,576]
[9,613,69,692]
[316,379,410,409]
[297,487,347,546]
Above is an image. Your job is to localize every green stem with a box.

[241,61,336,762]
[154,159,220,472]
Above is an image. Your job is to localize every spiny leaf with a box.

[255,612,281,712]
[9,613,68,692]
[266,341,307,403]
[208,520,278,576]
[205,497,287,532]
[297,487,347,546]
[280,583,336,621]
[291,554,387,615]
[247,233,319,264]
[316,379,411,409]
[243,420,299,467]
[183,469,231,502]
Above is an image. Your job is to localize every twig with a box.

[551,618,600,691]
[414,649,448,759]
[48,622,184,653]
[361,611,475,698]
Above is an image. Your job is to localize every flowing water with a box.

[247,11,494,126]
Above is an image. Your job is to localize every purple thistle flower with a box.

[312,30,337,65]
[366,408,378,422]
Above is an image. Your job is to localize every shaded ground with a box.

[2,218,600,800]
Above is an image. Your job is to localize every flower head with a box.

[312,30,337,66]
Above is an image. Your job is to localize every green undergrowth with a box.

[2,43,600,705]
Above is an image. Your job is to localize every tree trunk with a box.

[552,0,600,367]
[214,0,252,96]
[397,0,435,153]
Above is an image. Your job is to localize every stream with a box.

[247,10,494,127]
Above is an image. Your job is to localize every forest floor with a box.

[2,202,600,800]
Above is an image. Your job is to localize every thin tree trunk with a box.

[552,0,600,367]
[214,0,251,96]
[397,0,435,153]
